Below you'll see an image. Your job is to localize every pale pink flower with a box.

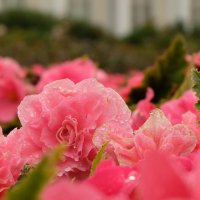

[0,57,26,123]
[36,58,97,92]
[0,128,24,194]
[18,78,132,176]
[131,88,155,130]
[133,109,197,160]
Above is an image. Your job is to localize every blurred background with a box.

[0,0,199,72]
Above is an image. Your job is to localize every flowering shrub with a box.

[1,37,200,200]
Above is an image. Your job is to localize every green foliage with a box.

[129,35,187,104]
[0,9,57,32]
[124,23,157,45]
[173,67,193,99]
[192,69,200,111]
[90,142,108,176]
[5,146,64,200]
[68,20,102,40]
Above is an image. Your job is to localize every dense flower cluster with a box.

[0,55,200,200]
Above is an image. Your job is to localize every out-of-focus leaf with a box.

[192,69,200,111]
[90,142,108,176]
[5,145,64,200]
[173,67,193,99]
[129,35,187,104]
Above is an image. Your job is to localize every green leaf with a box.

[173,67,193,99]
[90,142,108,176]
[192,69,200,111]
[5,145,65,200]
[129,35,187,104]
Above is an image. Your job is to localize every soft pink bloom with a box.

[36,58,97,92]
[18,78,132,177]
[131,88,155,130]
[0,57,26,123]
[119,71,144,101]
[0,128,24,194]
[186,52,200,70]
[161,90,198,125]
[86,160,137,198]
[137,151,200,200]
[41,178,127,200]
[32,64,46,77]
[96,69,125,92]
[133,109,197,159]
[161,90,200,139]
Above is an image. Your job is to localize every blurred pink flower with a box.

[18,78,132,177]
[41,178,127,200]
[131,88,155,131]
[161,90,198,124]
[96,69,125,92]
[161,90,200,139]
[32,64,46,77]
[36,58,97,92]
[0,128,24,194]
[137,151,200,200]
[0,57,26,123]
[186,52,200,70]
[119,71,144,101]
[86,160,137,198]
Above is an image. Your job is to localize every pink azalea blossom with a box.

[0,128,24,194]
[18,78,132,177]
[36,58,97,92]
[0,57,26,123]
[131,88,155,130]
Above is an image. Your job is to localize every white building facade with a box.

[0,0,200,37]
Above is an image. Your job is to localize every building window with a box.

[83,0,90,21]
[108,0,116,32]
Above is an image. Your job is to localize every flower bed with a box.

[0,36,200,200]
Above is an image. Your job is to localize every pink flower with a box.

[86,160,137,198]
[36,58,97,92]
[32,64,46,77]
[161,90,198,125]
[133,109,197,160]
[41,178,127,200]
[0,128,24,194]
[186,52,200,70]
[137,151,200,200]
[131,88,155,130]
[96,70,125,92]
[119,71,144,101]
[0,57,26,123]
[161,90,200,139]
[18,78,132,177]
